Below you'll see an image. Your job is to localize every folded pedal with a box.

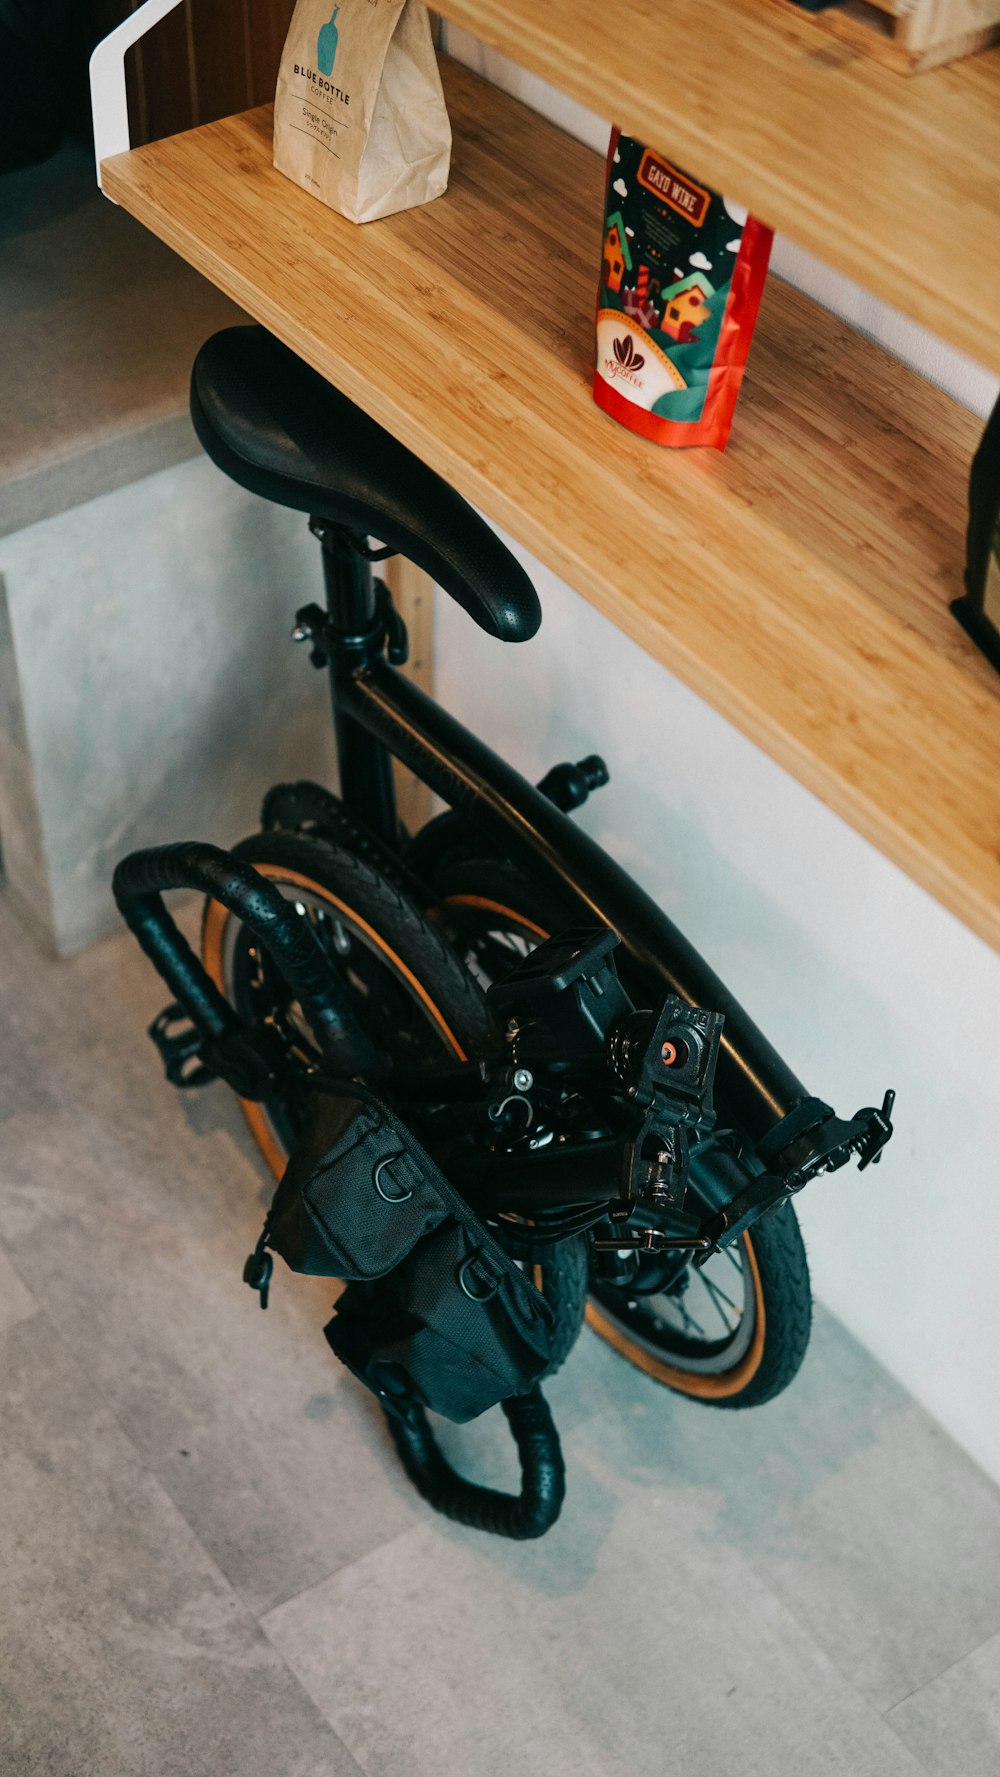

[148,1003,216,1089]
[700,1089,897,1254]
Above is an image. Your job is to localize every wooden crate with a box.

[789,0,1000,73]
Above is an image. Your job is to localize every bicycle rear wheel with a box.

[429,851,812,1409]
[201,829,587,1376]
[202,830,489,1178]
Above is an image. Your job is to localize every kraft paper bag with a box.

[273,0,451,224]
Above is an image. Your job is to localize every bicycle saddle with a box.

[191,326,541,643]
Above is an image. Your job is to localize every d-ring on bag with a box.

[250,1085,556,1423]
[273,0,451,223]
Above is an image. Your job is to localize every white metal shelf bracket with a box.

[90,0,185,195]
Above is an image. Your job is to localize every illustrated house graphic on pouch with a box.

[660,271,716,341]
[603,211,633,294]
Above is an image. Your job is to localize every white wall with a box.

[0,458,333,954]
[439,27,1000,1484]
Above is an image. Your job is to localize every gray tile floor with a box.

[2,890,998,1776]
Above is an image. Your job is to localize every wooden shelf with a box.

[101,59,1000,951]
[435,0,1000,377]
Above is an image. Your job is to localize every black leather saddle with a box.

[191,326,541,644]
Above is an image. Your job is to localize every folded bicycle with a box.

[113,325,894,1538]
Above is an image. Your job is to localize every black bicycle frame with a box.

[319,535,805,1146]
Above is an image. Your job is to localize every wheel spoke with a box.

[671,1296,708,1340]
[699,1271,739,1332]
[701,1270,739,1315]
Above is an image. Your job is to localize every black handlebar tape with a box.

[384,1386,565,1539]
[111,842,355,1053]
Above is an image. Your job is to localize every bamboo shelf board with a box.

[434,0,1000,377]
[101,60,1000,951]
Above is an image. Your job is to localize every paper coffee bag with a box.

[273,0,451,224]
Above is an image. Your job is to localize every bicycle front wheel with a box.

[430,851,813,1409]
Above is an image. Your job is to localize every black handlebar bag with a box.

[258,1085,556,1423]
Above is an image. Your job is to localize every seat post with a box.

[312,521,399,848]
[315,520,377,629]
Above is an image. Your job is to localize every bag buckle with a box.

[458,1252,502,1302]
[373,1153,412,1202]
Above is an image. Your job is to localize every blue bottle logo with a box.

[317,4,341,75]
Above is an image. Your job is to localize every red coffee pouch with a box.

[595,129,772,451]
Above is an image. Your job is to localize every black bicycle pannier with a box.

[259,1086,556,1422]
[265,1087,450,1280]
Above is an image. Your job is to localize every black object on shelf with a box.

[0,1,99,173]
[952,393,1000,677]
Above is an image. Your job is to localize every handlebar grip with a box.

[112,842,356,1052]
[384,1386,565,1539]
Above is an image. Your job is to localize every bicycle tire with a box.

[200,830,588,1375]
[428,851,813,1410]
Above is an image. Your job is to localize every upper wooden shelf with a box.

[101,59,1000,951]
[435,0,1000,377]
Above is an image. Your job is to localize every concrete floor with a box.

[3,889,1000,1777]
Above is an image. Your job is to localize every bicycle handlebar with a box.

[384,1385,566,1539]
[112,842,362,1060]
